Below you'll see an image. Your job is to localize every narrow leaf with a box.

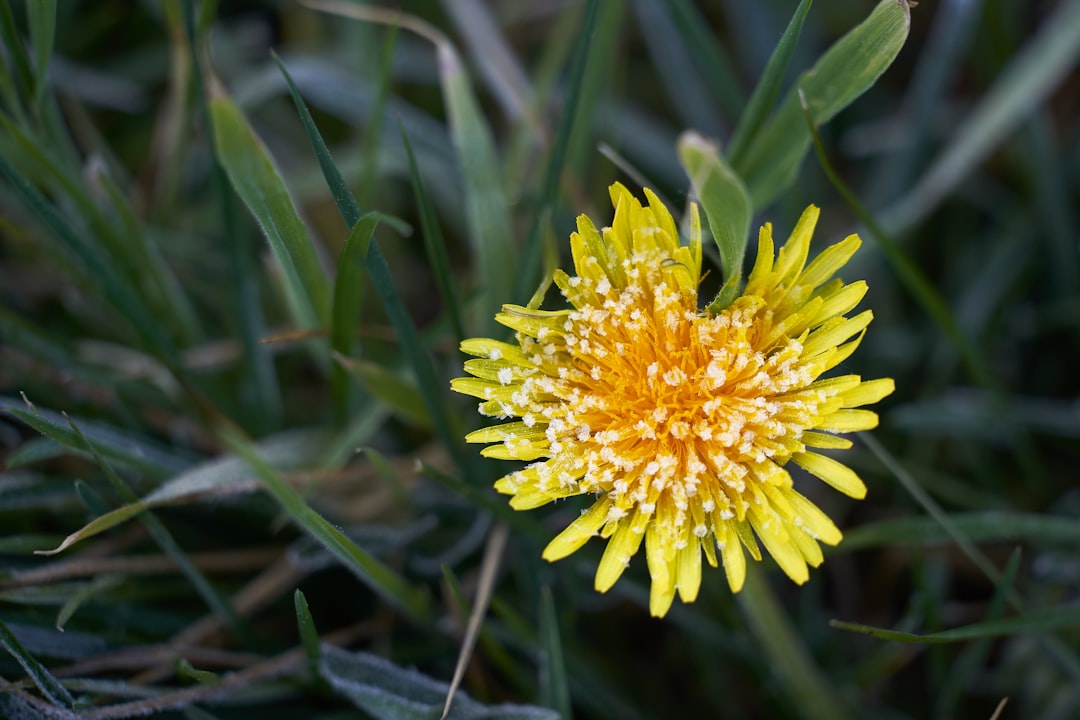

[337,357,430,429]
[538,586,572,720]
[224,429,430,621]
[727,0,812,165]
[735,0,910,209]
[330,213,380,421]
[0,618,74,709]
[678,130,751,308]
[831,602,1080,644]
[401,125,465,342]
[26,0,56,105]
[294,590,323,673]
[516,0,601,301]
[209,85,331,329]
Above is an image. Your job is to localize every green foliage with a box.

[1,1,1077,718]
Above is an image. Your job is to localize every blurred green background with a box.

[1,1,1078,718]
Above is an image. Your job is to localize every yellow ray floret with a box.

[451,184,894,617]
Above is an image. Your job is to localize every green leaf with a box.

[274,46,467,472]
[840,511,1080,552]
[667,0,744,120]
[882,0,1080,233]
[737,565,850,720]
[2,400,192,478]
[734,0,910,209]
[678,130,751,309]
[318,645,559,720]
[26,0,56,106]
[56,575,124,631]
[330,213,380,421]
[515,0,601,302]
[61,414,248,642]
[223,430,430,622]
[209,86,331,329]
[538,586,571,720]
[294,590,322,670]
[400,125,465,342]
[438,47,515,334]
[35,429,328,555]
[337,357,430,429]
[831,602,1080,644]
[727,0,812,165]
[0,618,74,709]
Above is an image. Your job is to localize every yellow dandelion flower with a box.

[451,183,893,617]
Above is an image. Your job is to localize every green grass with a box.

[1,1,1079,718]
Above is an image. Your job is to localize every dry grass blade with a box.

[441,522,509,720]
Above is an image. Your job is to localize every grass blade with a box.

[538,586,571,720]
[727,0,812,165]
[737,566,850,720]
[515,0,601,302]
[208,84,331,330]
[60,413,249,642]
[667,0,744,120]
[223,429,430,622]
[832,602,1080,644]
[882,0,1080,234]
[401,125,465,342]
[0,0,33,109]
[0,618,74,709]
[840,511,1080,551]
[274,39,468,471]
[330,213,379,421]
[734,0,910,210]
[26,0,55,106]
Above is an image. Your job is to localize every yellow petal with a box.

[797,234,861,290]
[595,516,645,592]
[812,280,868,326]
[719,523,746,592]
[788,491,843,545]
[645,526,677,617]
[744,222,776,296]
[773,205,819,289]
[676,538,702,603]
[800,431,854,450]
[791,451,867,499]
[815,409,879,432]
[802,310,873,358]
[750,510,809,585]
[841,377,895,408]
[543,499,610,561]
[465,421,547,444]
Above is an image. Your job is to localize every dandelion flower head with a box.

[451,183,893,617]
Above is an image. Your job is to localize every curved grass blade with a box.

[935,549,1020,718]
[727,0,812,165]
[330,213,379,421]
[515,0,600,302]
[737,565,850,720]
[274,43,467,471]
[223,429,430,622]
[840,512,1080,551]
[401,124,465,342]
[0,0,33,109]
[882,0,1080,234]
[336,356,430,429]
[734,0,910,210]
[3,400,192,478]
[678,131,751,311]
[208,84,331,330]
[832,603,1080,644]
[0,618,74,709]
[60,414,249,642]
[56,575,124,631]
